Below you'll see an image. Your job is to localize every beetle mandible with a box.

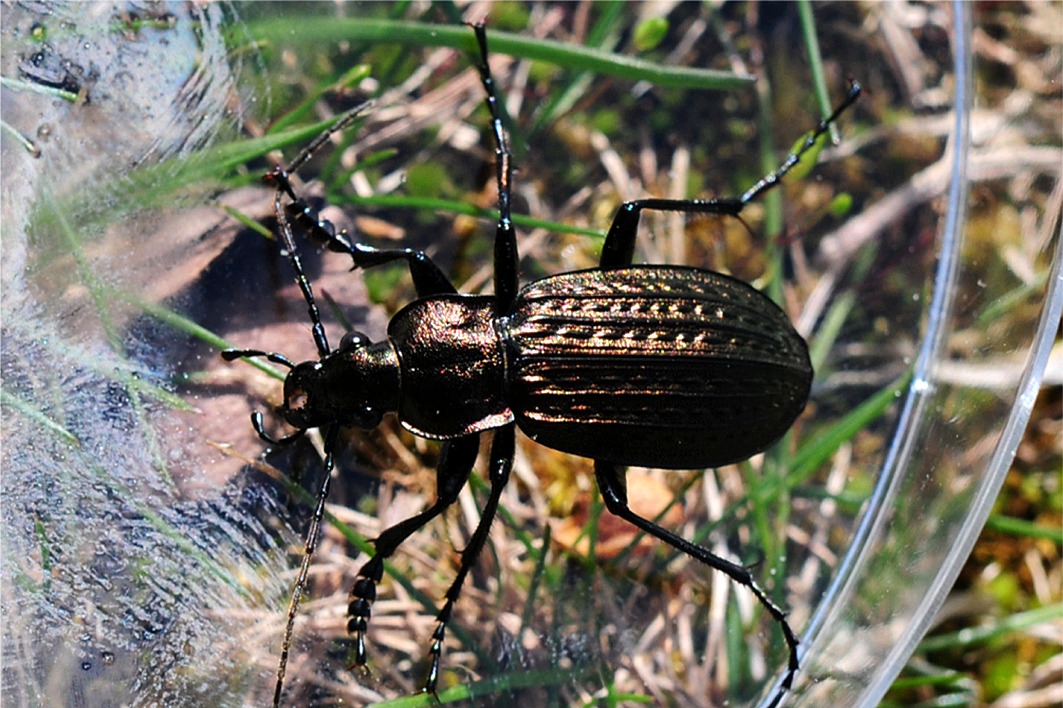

[224,22,861,708]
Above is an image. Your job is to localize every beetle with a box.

[224,22,861,708]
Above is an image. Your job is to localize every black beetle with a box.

[224,23,860,708]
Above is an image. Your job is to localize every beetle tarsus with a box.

[424,620,446,694]
[594,459,801,705]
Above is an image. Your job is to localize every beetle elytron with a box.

[224,22,860,708]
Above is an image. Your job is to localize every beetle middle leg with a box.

[469,20,518,312]
[593,460,799,705]
[392,23,520,692]
[351,23,522,691]
[275,23,520,307]
[348,426,515,692]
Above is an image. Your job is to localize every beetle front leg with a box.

[299,226,458,297]
[592,460,799,706]
[347,434,479,667]
[269,167,459,298]
[339,242,458,297]
[423,423,515,694]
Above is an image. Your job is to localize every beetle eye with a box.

[287,386,309,412]
[339,330,371,351]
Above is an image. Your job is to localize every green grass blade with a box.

[249,18,752,91]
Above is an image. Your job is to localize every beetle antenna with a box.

[241,105,373,702]
[288,101,373,177]
[221,349,297,369]
[261,101,375,360]
[250,411,306,447]
[273,423,340,707]
[270,184,332,358]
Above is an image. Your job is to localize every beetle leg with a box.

[347,433,479,667]
[424,423,515,694]
[599,80,861,270]
[269,156,459,298]
[469,22,518,312]
[600,197,745,268]
[592,460,800,703]
[334,242,458,297]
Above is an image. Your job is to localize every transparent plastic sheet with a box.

[2,3,1059,707]
[0,3,284,706]
[788,3,1061,705]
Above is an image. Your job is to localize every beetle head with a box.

[279,362,380,431]
[278,331,388,432]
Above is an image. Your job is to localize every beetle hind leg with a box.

[592,460,799,704]
[597,81,860,271]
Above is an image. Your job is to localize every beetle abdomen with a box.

[504,267,812,468]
